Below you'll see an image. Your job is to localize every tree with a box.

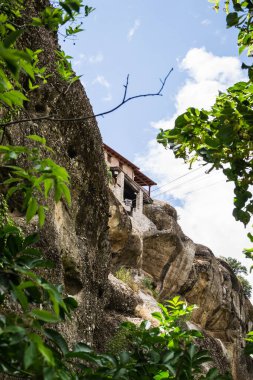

[157,0,253,228]
[156,0,253,355]
[237,275,252,298]
[220,256,248,276]
[220,256,252,298]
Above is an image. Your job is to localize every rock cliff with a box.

[2,2,253,378]
[108,193,253,379]
[3,0,110,346]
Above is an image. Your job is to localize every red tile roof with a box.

[103,143,157,187]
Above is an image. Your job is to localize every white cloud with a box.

[201,19,211,26]
[73,52,103,67]
[103,93,112,102]
[92,75,112,102]
[127,19,140,41]
[180,48,243,84]
[88,53,104,64]
[136,47,253,284]
[92,75,110,88]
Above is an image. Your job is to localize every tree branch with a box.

[0,69,173,128]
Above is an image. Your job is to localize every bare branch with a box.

[0,69,173,128]
[122,74,129,102]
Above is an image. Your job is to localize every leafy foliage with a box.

[157,82,253,226]
[245,331,253,356]
[0,0,92,118]
[220,256,248,276]
[237,275,252,298]
[220,256,252,297]
[0,223,78,378]
[114,267,139,292]
[244,230,253,267]
[209,0,253,59]
[157,0,253,356]
[32,1,94,36]
[0,1,233,379]
[103,297,231,380]
[0,136,71,226]
[0,231,231,380]
[56,50,81,84]
[157,1,253,228]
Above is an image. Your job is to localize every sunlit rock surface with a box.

[107,198,253,379]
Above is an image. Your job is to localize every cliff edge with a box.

[107,194,253,379]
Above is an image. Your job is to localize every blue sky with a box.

[61,0,238,157]
[61,1,253,285]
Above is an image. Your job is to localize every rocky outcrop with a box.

[107,198,253,379]
[3,0,110,346]
[109,191,143,269]
[143,201,253,341]
[106,273,143,314]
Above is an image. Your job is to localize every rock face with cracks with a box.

[108,198,253,379]
[108,191,143,270]
[3,0,110,346]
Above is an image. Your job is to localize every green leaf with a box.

[54,182,62,202]
[3,325,25,334]
[162,351,174,364]
[18,281,36,290]
[28,79,39,90]
[38,205,46,227]
[226,12,239,27]
[23,233,40,248]
[119,351,130,365]
[31,17,43,26]
[27,134,46,145]
[11,285,29,311]
[7,233,22,255]
[74,342,93,353]
[65,351,99,365]
[3,30,23,48]
[59,2,73,17]
[24,342,37,369]
[85,6,95,16]
[63,296,78,311]
[44,328,69,355]
[26,197,38,223]
[30,333,55,366]
[60,183,71,206]
[30,309,60,323]
[44,178,53,198]
[20,60,35,80]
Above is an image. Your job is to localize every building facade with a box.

[104,144,156,215]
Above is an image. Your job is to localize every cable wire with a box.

[151,166,202,194]
[153,171,217,199]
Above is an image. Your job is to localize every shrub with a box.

[237,275,252,298]
[115,267,139,292]
[101,296,232,379]
[141,276,154,291]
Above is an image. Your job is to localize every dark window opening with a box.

[107,154,112,163]
[124,181,137,204]
[119,161,123,169]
